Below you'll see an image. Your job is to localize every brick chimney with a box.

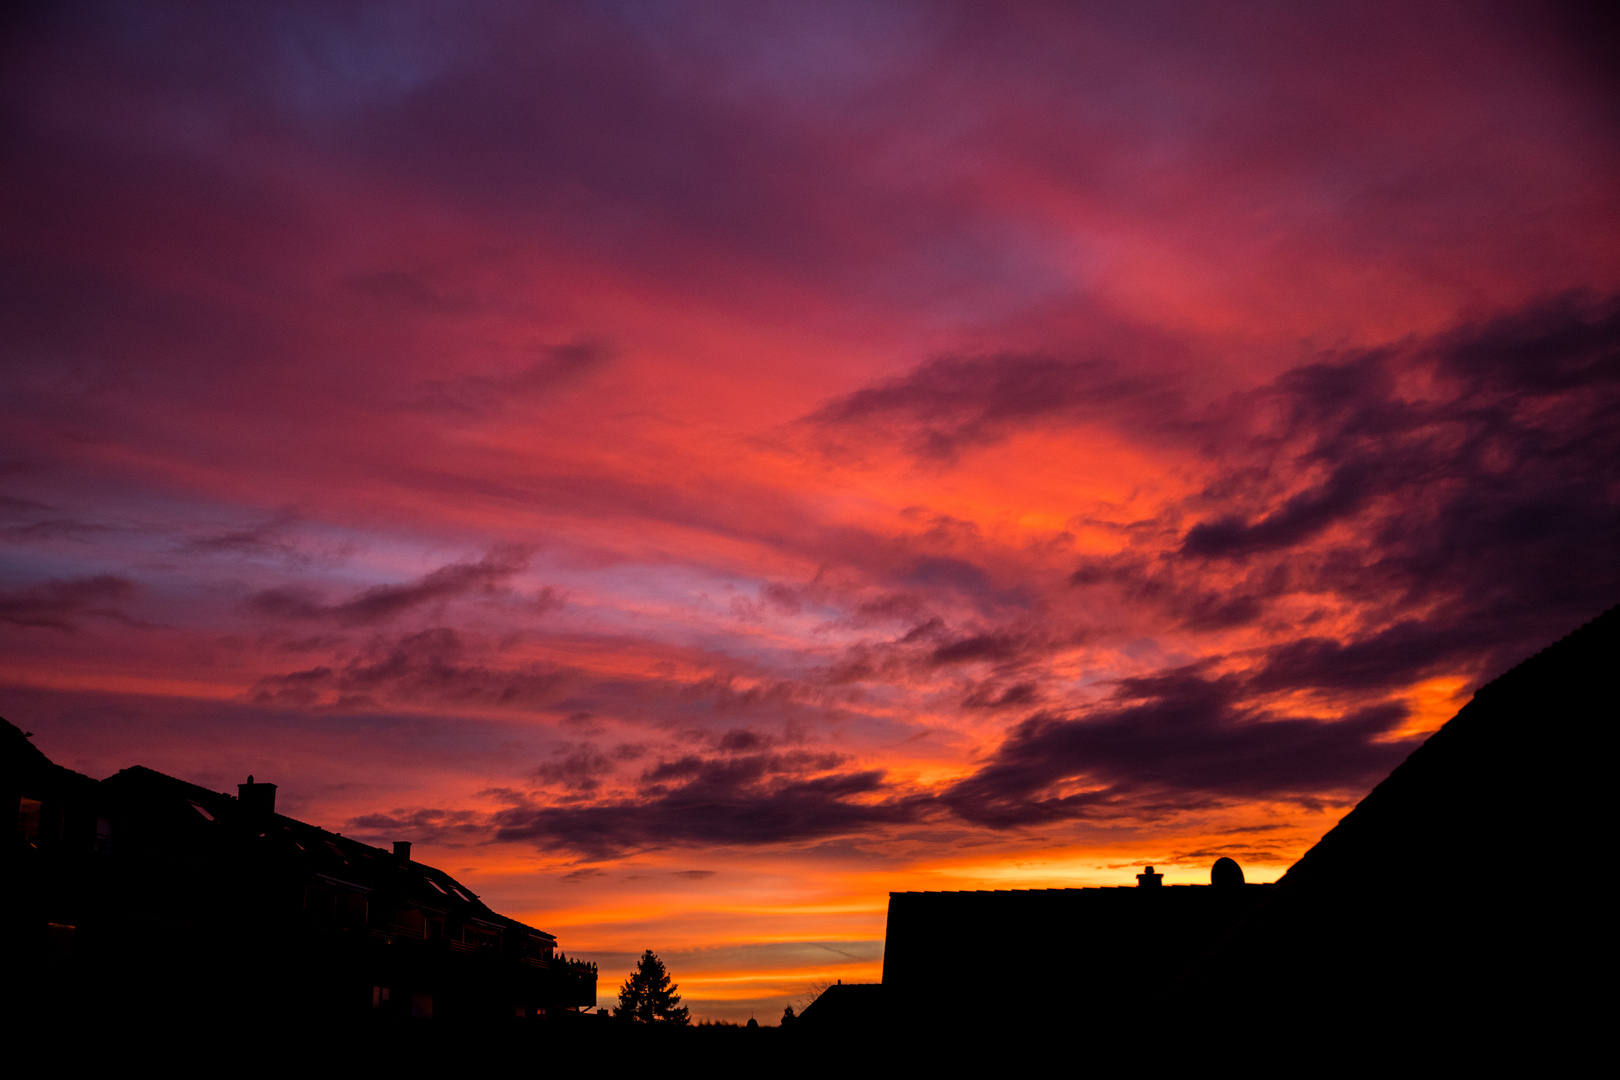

[1136,865,1163,887]
[238,775,277,815]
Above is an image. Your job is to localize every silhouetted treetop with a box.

[615,949,690,1025]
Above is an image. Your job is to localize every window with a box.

[18,797,42,842]
[464,924,499,951]
[339,891,368,929]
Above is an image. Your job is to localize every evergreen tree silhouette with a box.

[614,949,690,1024]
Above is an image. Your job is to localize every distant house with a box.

[4,722,595,1024]
[881,858,1272,1027]
[794,980,885,1036]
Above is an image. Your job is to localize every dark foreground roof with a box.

[866,606,1615,1051]
[796,982,885,1033]
[1161,603,1616,1037]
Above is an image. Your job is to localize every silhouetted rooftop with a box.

[100,764,554,945]
[1160,603,1617,1044]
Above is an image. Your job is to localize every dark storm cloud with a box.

[1167,842,1296,866]
[1067,549,1271,631]
[529,740,646,794]
[1179,292,1620,659]
[1049,293,1620,644]
[714,728,771,752]
[805,353,1178,462]
[1247,620,1494,695]
[929,631,1027,666]
[247,547,532,626]
[494,750,925,860]
[960,681,1039,710]
[938,293,1620,830]
[0,575,138,631]
[942,667,1410,829]
[251,627,573,709]
[1180,461,1376,558]
[346,807,489,847]
[333,740,927,859]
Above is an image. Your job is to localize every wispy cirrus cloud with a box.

[247,547,538,627]
[0,575,139,632]
[250,627,574,710]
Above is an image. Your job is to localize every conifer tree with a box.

[614,949,690,1024]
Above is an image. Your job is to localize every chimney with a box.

[238,775,277,815]
[394,840,412,863]
[1136,865,1163,887]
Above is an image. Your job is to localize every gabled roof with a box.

[1160,604,1617,1030]
[2,716,97,789]
[100,764,553,940]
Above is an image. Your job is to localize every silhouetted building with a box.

[882,858,1273,1030]
[3,718,100,973]
[873,605,1617,1051]
[795,981,885,1037]
[1160,604,1617,1047]
[4,731,595,1026]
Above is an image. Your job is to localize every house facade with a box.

[4,719,595,1025]
[881,861,1273,1027]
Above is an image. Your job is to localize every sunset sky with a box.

[3,1,1617,1022]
